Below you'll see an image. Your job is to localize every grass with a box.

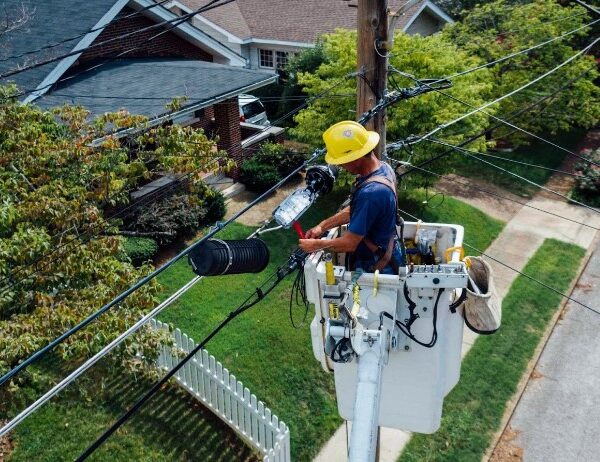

[5,186,506,462]
[398,238,586,462]
[7,369,258,462]
[446,130,583,198]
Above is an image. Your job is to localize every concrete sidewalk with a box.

[492,237,600,462]
[314,195,600,461]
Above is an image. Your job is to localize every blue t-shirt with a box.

[348,162,397,259]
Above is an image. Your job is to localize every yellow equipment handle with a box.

[445,246,464,263]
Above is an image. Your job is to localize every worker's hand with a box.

[299,239,324,253]
[305,224,324,239]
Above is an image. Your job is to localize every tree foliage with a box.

[289,28,494,186]
[0,84,226,386]
[443,0,599,144]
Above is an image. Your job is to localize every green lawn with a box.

[7,368,258,462]
[446,130,583,198]
[398,239,586,462]
[5,187,505,462]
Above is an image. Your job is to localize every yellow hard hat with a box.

[323,121,380,165]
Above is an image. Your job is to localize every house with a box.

[167,0,453,71]
[0,0,281,173]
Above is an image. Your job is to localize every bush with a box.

[240,142,307,192]
[121,237,159,265]
[572,148,600,207]
[124,182,226,244]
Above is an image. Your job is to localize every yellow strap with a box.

[444,246,464,263]
[372,270,379,297]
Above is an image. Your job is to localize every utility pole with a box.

[356,0,388,158]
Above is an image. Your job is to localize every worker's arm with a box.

[304,206,350,238]
[299,230,363,254]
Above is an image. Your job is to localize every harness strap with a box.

[351,173,399,271]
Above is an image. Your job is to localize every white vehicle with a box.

[238,94,270,126]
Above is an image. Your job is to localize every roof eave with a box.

[90,73,278,145]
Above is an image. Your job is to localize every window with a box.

[259,49,273,68]
[276,51,289,69]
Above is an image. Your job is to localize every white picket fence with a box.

[151,319,291,462]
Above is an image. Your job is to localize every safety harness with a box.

[349,167,399,272]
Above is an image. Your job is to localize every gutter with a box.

[90,74,278,146]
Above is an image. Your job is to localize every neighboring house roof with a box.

[36,59,276,119]
[182,0,451,44]
[0,0,121,94]
[0,0,247,103]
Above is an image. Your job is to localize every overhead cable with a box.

[0,150,320,387]
[396,208,598,315]
[0,0,235,81]
[389,65,600,168]
[0,0,172,63]
[405,37,599,146]
[0,217,277,437]
[390,64,599,178]
[427,137,600,215]
[75,252,306,461]
[386,158,598,231]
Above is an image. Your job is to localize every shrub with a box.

[121,237,159,265]
[240,142,307,192]
[572,148,600,207]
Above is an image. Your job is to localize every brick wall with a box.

[189,106,215,134]
[213,98,243,180]
[75,7,212,65]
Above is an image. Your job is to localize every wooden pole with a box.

[356,0,388,158]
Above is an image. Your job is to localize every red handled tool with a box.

[292,221,305,238]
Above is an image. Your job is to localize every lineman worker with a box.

[299,121,404,274]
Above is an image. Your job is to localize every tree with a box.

[289,28,495,185]
[443,0,599,146]
[0,84,226,390]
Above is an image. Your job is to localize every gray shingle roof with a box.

[35,59,276,118]
[0,0,121,93]
[184,0,432,43]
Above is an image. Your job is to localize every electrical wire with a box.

[0,149,321,387]
[386,158,599,231]
[461,152,581,178]
[289,265,310,328]
[407,37,600,146]
[389,64,599,179]
[396,207,598,315]
[75,256,302,461]
[0,218,279,437]
[0,0,173,63]
[388,65,600,168]
[427,137,600,215]
[413,38,600,144]
[0,0,236,81]
[440,19,599,82]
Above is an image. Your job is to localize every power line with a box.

[440,19,599,82]
[388,65,599,168]
[403,37,599,148]
[0,0,172,64]
[461,152,581,177]
[389,64,599,179]
[386,158,598,231]
[396,207,598,315]
[0,64,379,387]
[0,0,235,81]
[0,149,320,387]
[75,252,304,461]
[427,137,600,215]
[0,216,278,437]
